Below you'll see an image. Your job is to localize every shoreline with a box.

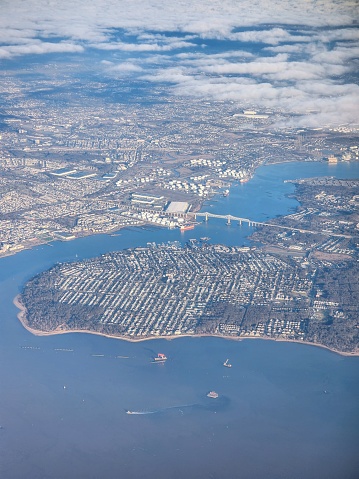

[0,158,324,261]
[14,295,359,358]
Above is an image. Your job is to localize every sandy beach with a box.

[13,294,359,357]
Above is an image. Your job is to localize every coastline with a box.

[0,159,300,261]
[1,158,355,262]
[14,295,359,358]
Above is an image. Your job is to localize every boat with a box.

[223,189,230,197]
[179,223,195,231]
[223,359,232,368]
[153,353,167,362]
[207,391,219,399]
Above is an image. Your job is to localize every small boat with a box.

[223,359,232,368]
[223,189,230,197]
[153,353,167,362]
[207,391,219,399]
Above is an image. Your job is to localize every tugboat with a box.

[153,353,167,363]
[179,223,195,231]
[223,359,232,368]
[207,391,219,399]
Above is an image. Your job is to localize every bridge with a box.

[130,204,354,239]
[184,211,353,239]
[190,212,257,227]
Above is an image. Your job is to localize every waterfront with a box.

[1,161,359,478]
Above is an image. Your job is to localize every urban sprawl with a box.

[1,78,358,255]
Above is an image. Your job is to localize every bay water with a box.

[1,161,358,479]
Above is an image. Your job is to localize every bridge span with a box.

[185,211,352,239]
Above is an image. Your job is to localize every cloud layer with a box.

[1,0,358,127]
[1,0,357,53]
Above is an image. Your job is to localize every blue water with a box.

[1,161,358,479]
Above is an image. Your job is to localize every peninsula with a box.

[16,241,359,355]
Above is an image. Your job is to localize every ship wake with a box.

[126,403,198,415]
[126,396,229,416]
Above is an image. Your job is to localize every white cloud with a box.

[89,40,196,52]
[311,45,359,65]
[105,61,143,74]
[140,37,359,127]
[0,0,357,50]
[227,28,311,45]
[167,75,359,127]
[265,45,306,54]
[0,0,358,127]
[0,41,84,58]
[316,28,359,43]
[141,67,196,84]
